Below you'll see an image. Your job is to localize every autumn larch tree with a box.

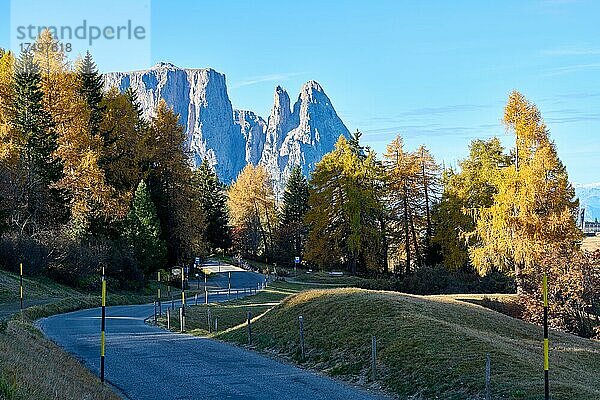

[227,164,276,260]
[146,99,207,265]
[470,91,581,294]
[305,132,384,274]
[383,135,420,273]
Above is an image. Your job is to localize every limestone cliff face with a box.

[104,63,350,187]
[234,110,266,166]
[105,62,245,183]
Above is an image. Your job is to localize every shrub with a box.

[0,232,50,275]
[521,248,600,338]
[0,230,144,291]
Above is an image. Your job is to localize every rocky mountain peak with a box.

[151,61,178,70]
[270,86,292,123]
[103,64,350,189]
[296,80,333,110]
[261,80,350,194]
[301,80,324,93]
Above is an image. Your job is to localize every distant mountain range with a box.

[104,62,350,190]
[574,183,600,222]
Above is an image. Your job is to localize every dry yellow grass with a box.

[0,321,119,400]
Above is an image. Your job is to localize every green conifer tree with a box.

[13,51,64,231]
[77,51,105,139]
[279,165,309,260]
[305,134,384,274]
[125,180,167,275]
[192,159,231,251]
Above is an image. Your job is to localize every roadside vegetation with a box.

[0,30,598,399]
[1,34,599,341]
[0,268,155,400]
[0,321,120,400]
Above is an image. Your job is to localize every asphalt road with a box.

[37,269,386,400]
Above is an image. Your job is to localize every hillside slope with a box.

[0,269,81,303]
[219,288,600,400]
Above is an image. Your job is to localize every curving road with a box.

[37,267,387,400]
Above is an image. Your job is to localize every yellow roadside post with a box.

[100,267,106,383]
[157,271,161,317]
[543,273,549,400]
[19,263,23,321]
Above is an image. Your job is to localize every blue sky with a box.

[1,0,599,183]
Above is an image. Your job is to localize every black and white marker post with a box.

[181,267,185,331]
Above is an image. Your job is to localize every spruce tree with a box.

[432,138,509,271]
[280,165,309,260]
[14,51,57,180]
[77,51,105,139]
[125,180,167,275]
[13,50,63,231]
[192,159,231,251]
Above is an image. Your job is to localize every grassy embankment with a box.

[157,281,309,335]
[0,269,156,400]
[172,277,599,400]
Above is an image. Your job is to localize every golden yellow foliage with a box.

[227,164,276,256]
[30,30,123,232]
[228,164,275,227]
[470,92,581,290]
[0,50,18,163]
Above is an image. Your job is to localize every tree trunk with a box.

[514,262,524,295]
[422,152,432,251]
[379,214,388,272]
[263,202,274,257]
[253,201,269,258]
[410,211,422,269]
[403,183,411,274]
